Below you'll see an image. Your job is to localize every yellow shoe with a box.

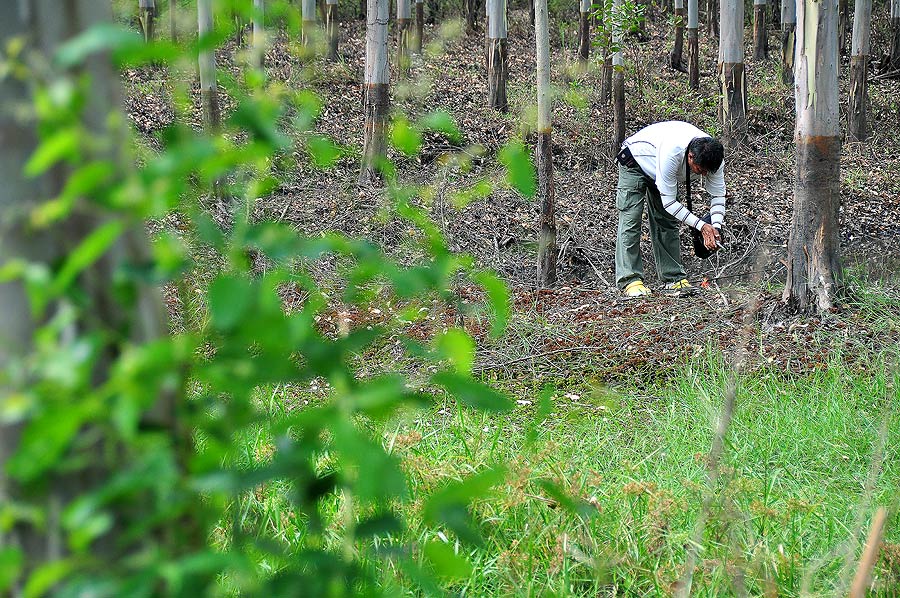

[664,278,697,296]
[624,280,652,298]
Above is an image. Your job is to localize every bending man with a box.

[614,121,726,297]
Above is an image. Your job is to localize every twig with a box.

[849,507,887,598]
[871,69,900,82]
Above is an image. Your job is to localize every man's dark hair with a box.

[688,137,724,172]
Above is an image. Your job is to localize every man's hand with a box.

[700,223,721,251]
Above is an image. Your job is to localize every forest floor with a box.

[120,6,900,594]
[126,5,900,379]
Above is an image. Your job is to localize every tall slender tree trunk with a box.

[771,0,780,28]
[611,0,625,154]
[784,0,841,312]
[170,0,177,41]
[753,0,768,59]
[302,0,319,46]
[891,0,900,70]
[397,0,412,73]
[326,0,339,59]
[529,0,535,26]
[718,0,746,148]
[848,0,872,141]
[839,0,849,55]
[670,0,686,69]
[781,0,796,84]
[578,0,591,64]
[535,0,556,287]
[1,0,169,587]
[487,0,508,110]
[687,0,700,87]
[598,1,612,104]
[360,0,390,185]
[360,0,366,19]
[139,0,156,41]
[198,0,220,129]
[414,0,424,52]
[707,0,719,37]
[465,0,478,32]
[252,0,265,68]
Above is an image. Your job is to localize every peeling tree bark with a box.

[687,0,700,87]
[360,0,390,185]
[535,0,556,287]
[707,0,719,37]
[326,0,339,59]
[139,0,156,41]
[397,0,412,74]
[718,0,746,148]
[781,0,796,84]
[753,0,768,60]
[848,0,872,141]
[670,0,686,69]
[578,0,591,64]
[784,0,842,313]
[487,0,508,111]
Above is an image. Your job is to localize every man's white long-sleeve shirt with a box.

[623,121,726,231]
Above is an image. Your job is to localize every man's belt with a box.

[616,145,640,169]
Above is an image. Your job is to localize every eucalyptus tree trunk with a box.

[753,0,768,59]
[848,0,872,141]
[718,0,746,148]
[611,0,625,151]
[487,0,509,110]
[535,0,557,287]
[465,0,478,32]
[252,0,265,68]
[360,0,390,185]
[839,0,849,55]
[771,0,780,28]
[414,0,424,53]
[325,0,339,59]
[784,0,842,312]
[599,1,612,104]
[892,0,900,69]
[687,0,700,87]
[139,0,156,41]
[302,0,319,46]
[578,0,591,63]
[170,0,177,40]
[781,0,796,83]
[397,0,412,73]
[707,0,719,36]
[198,0,220,129]
[1,0,169,586]
[670,0,686,69]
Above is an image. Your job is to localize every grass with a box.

[230,343,899,596]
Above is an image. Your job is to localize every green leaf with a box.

[31,161,115,227]
[52,220,124,298]
[0,548,23,590]
[7,405,87,483]
[23,560,72,598]
[423,467,506,545]
[208,275,255,332]
[54,24,141,68]
[24,128,80,177]
[420,110,462,143]
[434,329,475,374]
[424,541,473,580]
[535,479,597,519]
[307,135,343,168]
[473,271,510,338]
[431,371,512,412]
[292,90,323,130]
[390,117,423,156]
[355,513,403,538]
[450,179,492,209]
[498,140,536,198]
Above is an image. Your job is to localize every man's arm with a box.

[705,164,727,229]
